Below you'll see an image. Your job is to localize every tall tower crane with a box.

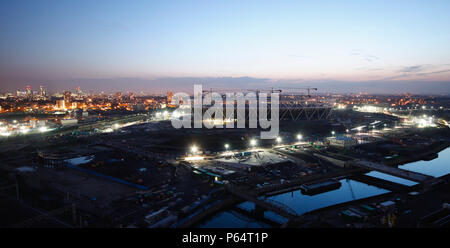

[247,88,282,94]
[201,88,282,94]
[280,87,318,97]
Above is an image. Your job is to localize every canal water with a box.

[198,147,450,228]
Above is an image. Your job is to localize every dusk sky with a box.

[1,0,450,94]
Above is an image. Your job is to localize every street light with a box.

[250,139,257,147]
[276,137,282,143]
[331,131,335,136]
[224,144,229,150]
[191,145,198,153]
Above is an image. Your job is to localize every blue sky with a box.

[1,0,450,93]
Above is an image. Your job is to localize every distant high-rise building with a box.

[167,92,174,105]
[115,92,122,101]
[26,85,32,96]
[56,99,65,110]
[39,86,46,96]
[76,86,84,97]
[16,90,27,97]
[63,91,72,108]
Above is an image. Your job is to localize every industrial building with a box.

[327,136,357,148]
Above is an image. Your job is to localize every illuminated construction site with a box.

[0,88,449,228]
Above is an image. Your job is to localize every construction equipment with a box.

[247,88,282,94]
[201,87,317,97]
[280,87,318,97]
[202,88,282,94]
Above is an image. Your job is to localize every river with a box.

[197,147,450,228]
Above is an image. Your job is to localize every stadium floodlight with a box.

[191,145,198,153]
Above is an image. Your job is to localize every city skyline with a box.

[1,0,450,94]
[2,78,450,95]
[1,1,450,232]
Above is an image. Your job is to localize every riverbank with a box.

[196,145,450,228]
[256,167,367,196]
[384,142,450,166]
[289,173,450,227]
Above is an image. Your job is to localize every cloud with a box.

[378,74,408,81]
[355,67,384,71]
[364,55,379,62]
[351,52,379,62]
[398,65,424,73]
[416,69,450,77]
[380,64,450,81]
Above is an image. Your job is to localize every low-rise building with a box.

[328,136,357,148]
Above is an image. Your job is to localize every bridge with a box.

[352,160,434,183]
[225,185,300,221]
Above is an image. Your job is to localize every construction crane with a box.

[280,87,318,97]
[247,88,282,94]
[202,88,250,93]
[202,88,282,94]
